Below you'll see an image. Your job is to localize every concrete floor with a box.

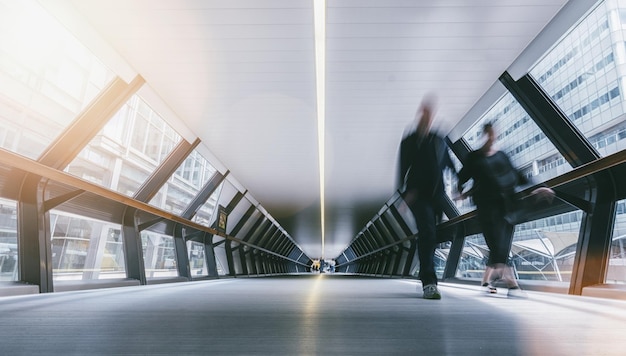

[0,274,625,355]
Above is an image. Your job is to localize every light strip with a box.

[313,0,326,259]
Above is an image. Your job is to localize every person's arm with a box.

[505,153,555,203]
[458,150,487,201]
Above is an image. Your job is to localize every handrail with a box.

[339,149,626,266]
[0,147,309,267]
[439,148,626,229]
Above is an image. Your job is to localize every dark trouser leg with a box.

[410,199,438,286]
[479,204,518,287]
[479,205,514,266]
[489,217,514,266]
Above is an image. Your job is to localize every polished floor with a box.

[1,274,625,355]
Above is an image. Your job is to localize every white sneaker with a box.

[422,284,441,300]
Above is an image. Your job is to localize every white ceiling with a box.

[45,0,589,259]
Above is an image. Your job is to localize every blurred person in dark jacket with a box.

[457,122,553,298]
[398,95,456,300]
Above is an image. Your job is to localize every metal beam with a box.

[500,72,600,166]
[181,170,228,220]
[133,138,200,203]
[501,71,615,294]
[39,75,145,169]
[43,189,85,211]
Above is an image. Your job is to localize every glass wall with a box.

[50,211,125,281]
[0,198,17,281]
[214,243,228,276]
[451,93,572,220]
[530,1,626,158]
[0,0,305,290]
[149,150,218,216]
[453,83,584,284]
[529,0,626,285]
[187,240,208,277]
[0,0,114,160]
[462,92,571,184]
[511,210,583,282]
[193,181,223,228]
[434,241,451,279]
[141,231,177,279]
[65,94,182,197]
[456,210,583,283]
[456,234,489,279]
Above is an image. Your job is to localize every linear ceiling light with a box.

[313,0,326,259]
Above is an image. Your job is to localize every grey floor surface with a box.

[1,274,625,355]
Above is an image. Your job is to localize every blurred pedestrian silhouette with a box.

[457,122,553,297]
[398,94,456,300]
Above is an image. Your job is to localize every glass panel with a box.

[462,92,571,184]
[0,0,114,159]
[141,231,178,278]
[213,242,227,275]
[50,211,126,281]
[193,182,223,227]
[434,242,450,279]
[456,234,489,279]
[456,210,582,283]
[187,240,208,277]
[511,210,583,282]
[608,199,626,284]
[149,150,218,215]
[65,95,182,197]
[530,1,626,157]
[0,198,17,281]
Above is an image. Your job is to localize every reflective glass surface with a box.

[213,243,228,275]
[456,234,489,280]
[434,242,450,279]
[193,181,223,227]
[141,231,178,278]
[187,240,208,277]
[50,211,126,280]
[66,95,182,197]
[149,150,218,215]
[530,1,626,157]
[0,0,114,159]
[456,211,583,283]
[462,92,571,184]
[511,211,583,282]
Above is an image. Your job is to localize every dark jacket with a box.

[458,149,528,208]
[398,131,455,201]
